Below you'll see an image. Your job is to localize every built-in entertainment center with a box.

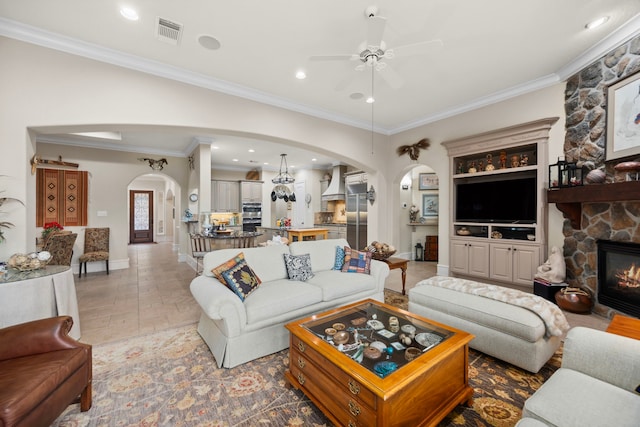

[443,117,558,287]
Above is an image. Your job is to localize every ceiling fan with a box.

[310,6,443,90]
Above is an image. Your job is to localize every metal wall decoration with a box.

[138,157,168,170]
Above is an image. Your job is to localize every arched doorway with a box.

[128,173,179,245]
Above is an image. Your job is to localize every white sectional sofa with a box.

[517,326,640,427]
[408,276,569,373]
[190,238,389,368]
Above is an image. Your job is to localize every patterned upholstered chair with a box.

[78,228,110,278]
[42,232,78,266]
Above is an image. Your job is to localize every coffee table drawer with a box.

[289,355,377,426]
[291,335,376,409]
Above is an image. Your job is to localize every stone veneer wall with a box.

[563,34,640,316]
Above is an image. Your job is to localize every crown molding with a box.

[36,134,187,158]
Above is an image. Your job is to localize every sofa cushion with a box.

[522,368,640,427]
[341,247,372,274]
[283,253,314,281]
[289,238,349,272]
[203,245,290,282]
[220,259,262,301]
[332,246,345,270]
[243,279,323,324]
[211,252,245,282]
[307,270,376,301]
[409,284,546,342]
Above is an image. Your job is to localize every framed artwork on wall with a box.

[422,194,438,217]
[418,173,439,190]
[606,70,640,161]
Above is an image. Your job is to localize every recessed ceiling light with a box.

[366,96,375,104]
[120,7,139,21]
[212,146,219,150]
[232,158,239,162]
[585,16,609,30]
[198,35,221,50]
[296,70,307,79]
[263,162,269,165]
[350,93,364,100]
[312,158,317,162]
[248,149,255,153]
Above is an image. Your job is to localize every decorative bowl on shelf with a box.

[456,227,471,236]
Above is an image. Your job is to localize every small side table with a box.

[606,314,640,340]
[382,257,408,295]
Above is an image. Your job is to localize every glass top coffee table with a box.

[285,299,474,427]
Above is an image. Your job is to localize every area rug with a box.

[53,293,561,427]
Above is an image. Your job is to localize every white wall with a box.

[0,37,390,261]
[388,84,567,274]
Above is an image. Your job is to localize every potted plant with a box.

[0,193,24,243]
[42,221,64,244]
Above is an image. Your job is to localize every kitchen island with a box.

[203,231,263,250]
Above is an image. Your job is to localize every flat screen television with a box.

[455,176,536,223]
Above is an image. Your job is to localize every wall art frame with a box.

[422,193,439,217]
[606,70,640,161]
[418,173,439,190]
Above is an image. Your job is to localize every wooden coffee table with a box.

[285,299,474,427]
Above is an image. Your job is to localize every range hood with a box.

[322,165,347,201]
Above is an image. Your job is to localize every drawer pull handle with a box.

[348,421,357,427]
[298,341,306,352]
[297,357,306,369]
[349,401,361,417]
[348,379,360,395]
[297,373,305,385]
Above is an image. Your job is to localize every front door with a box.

[130,190,154,244]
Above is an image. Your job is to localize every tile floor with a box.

[75,242,610,346]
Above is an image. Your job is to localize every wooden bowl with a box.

[555,288,593,313]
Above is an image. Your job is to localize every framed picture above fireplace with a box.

[606,70,640,161]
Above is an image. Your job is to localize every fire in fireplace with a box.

[597,240,640,318]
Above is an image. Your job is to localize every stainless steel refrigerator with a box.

[346,182,368,250]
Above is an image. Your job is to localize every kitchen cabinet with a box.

[490,242,540,286]
[450,239,489,278]
[211,180,240,212]
[241,180,263,203]
[318,224,346,240]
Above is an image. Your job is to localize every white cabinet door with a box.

[451,239,489,278]
[212,181,240,212]
[241,181,262,203]
[468,241,490,278]
[512,244,540,286]
[450,240,470,275]
[490,243,513,283]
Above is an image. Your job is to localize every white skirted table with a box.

[0,265,81,339]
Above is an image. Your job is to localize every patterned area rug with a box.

[53,292,561,427]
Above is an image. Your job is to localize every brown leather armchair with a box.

[0,316,92,427]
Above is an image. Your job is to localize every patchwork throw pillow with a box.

[220,259,262,301]
[211,252,245,283]
[332,245,346,270]
[283,253,315,281]
[341,246,372,274]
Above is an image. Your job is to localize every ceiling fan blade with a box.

[366,16,386,48]
[393,39,444,57]
[310,54,359,61]
[377,63,404,89]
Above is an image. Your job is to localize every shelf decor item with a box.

[549,158,583,188]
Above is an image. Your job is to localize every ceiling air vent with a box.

[156,17,182,45]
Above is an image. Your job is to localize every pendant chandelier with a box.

[271,154,296,202]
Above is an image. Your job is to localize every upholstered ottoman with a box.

[408,276,569,373]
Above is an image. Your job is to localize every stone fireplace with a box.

[556,34,640,317]
[597,240,640,318]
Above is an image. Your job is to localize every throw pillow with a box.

[211,252,245,283]
[341,246,372,274]
[283,253,315,281]
[220,259,262,301]
[332,245,346,270]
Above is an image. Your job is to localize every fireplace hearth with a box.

[597,240,640,318]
